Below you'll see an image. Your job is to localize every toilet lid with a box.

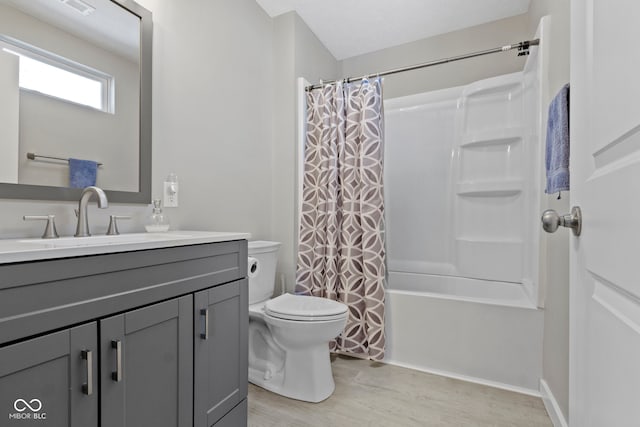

[264,293,348,321]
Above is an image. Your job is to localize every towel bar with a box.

[27,152,103,167]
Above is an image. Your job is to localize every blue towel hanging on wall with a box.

[69,158,98,188]
[545,84,570,197]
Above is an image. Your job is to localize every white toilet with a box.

[247,241,348,403]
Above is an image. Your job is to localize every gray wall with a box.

[271,12,296,294]
[0,51,19,183]
[529,0,571,423]
[341,14,530,99]
[272,12,340,293]
[137,0,337,275]
[290,14,341,291]
[137,0,275,240]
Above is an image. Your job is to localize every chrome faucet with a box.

[75,186,109,237]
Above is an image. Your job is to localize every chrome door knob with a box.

[541,206,582,236]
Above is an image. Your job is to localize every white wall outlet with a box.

[164,181,178,207]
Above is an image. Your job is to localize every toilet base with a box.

[248,297,347,403]
[248,343,336,403]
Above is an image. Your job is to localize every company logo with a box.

[8,398,46,421]
[13,399,42,412]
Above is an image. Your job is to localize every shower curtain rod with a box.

[305,39,539,91]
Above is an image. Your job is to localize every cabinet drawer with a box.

[214,399,248,427]
[0,240,246,345]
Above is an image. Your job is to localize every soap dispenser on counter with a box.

[145,198,170,232]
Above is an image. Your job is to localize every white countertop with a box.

[0,230,251,264]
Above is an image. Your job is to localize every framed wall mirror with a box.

[0,0,151,203]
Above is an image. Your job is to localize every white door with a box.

[570,1,640,425]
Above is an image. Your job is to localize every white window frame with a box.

[0,34,115,113]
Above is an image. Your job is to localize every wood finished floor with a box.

[248,355,552,427]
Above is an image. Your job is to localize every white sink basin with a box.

[18,232,193,248]
[0,230,251,264]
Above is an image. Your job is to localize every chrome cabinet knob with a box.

[541,206,582,236]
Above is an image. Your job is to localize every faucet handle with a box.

[106,215,131,236]
[24,215,59,239]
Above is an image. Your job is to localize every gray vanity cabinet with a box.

[100,296,194,427]
[0,239,248,427]
[194,279,248,426]
[0,323,98,427]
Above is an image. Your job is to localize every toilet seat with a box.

[264,293,348,322]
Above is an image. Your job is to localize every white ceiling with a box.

[2,0,140,62]
[256,0,531,60]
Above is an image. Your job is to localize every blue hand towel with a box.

[69,158,98,188]
[545,84,570,195]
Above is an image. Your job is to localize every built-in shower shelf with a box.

[460,128,524,147]
[456,180,523,197]
[463,76,522,98]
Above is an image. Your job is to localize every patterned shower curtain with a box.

[296,78,386,361]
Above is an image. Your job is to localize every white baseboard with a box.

[383,358,540,397]
[539,379,568,427]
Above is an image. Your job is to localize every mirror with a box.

[0,0,151,203]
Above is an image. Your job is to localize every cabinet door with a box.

[194,279,248,426]
[214,399,247,427]
[0,323,98,427]
[101,295,193,427]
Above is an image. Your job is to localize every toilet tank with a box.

[247,241,281,305]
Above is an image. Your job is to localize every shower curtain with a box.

[296,78,386,361]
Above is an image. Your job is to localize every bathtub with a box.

[384,272,543,394]
[388,271,534,308]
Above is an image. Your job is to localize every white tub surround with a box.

[381,19,548,392]
[384,61,543,307]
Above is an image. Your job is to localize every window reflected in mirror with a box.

[0,0,142,194]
